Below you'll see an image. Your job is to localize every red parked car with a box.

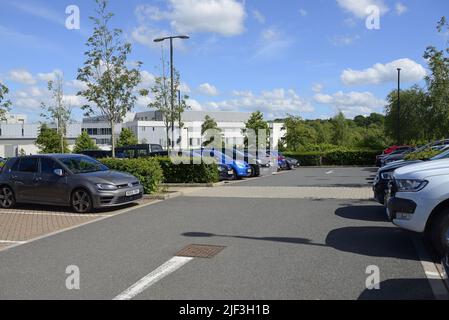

[376,145,412,167]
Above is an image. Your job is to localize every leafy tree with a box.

[0,82,11,120]
[77,0,141,158]
[384,86,431,144]
[331,112,350,146]
[201,115,222,147]
[422,16,449,138]
[141,51,186,150]
[117,128,138,147]
[281,115,317,151]
[73,130,99,153]
[243,111,269,149]
[35,124,69,154]
[40,73,72,154]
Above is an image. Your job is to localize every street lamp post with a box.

[397,68,401,144]
[153,35,190,150]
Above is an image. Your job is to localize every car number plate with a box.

[228,170,234,175]
[126,189,140,197]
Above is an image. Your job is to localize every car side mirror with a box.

[54,169,64,177]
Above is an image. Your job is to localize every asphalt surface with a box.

[0,167,438,300]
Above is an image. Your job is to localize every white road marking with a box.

[325,170,334,175]
[113,256,194,300]
[412,237,449,300]
[0,240,26,244]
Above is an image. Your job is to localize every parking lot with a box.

[0,167,447,300]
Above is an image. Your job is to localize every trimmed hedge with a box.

[100,158,163,194]
[404,149,440,161]
[284,150,382,166]
[156,157,219,184]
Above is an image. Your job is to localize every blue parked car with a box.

[199,149,252,179]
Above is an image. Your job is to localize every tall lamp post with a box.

[397,68,401,144]
[153,35,190,150]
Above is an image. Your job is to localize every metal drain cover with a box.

[176,244,226,258]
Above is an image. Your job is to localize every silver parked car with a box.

[0,154,144,213]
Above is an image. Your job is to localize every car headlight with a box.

[96,183,118,191]
[381,171,394,180]
[395,179,428,192]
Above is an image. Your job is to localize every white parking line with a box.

[113,256,193,300]
[412,237,449,300]
[325,170,334,175]
[0,240,26,244]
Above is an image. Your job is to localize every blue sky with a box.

[0,0,448,122]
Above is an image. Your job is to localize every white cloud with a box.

[134,0,246,39]
[312,84,324,93]
[299,9,308,17]
[202,88,314,118]
[8,69,36,85]
[169,0,246,36]
[37,69,63,82]
[186,98,203,111]
[179,82,191,94]
[330,34,360,46]
[395,2,408,15]
[198,83,219,96]
[341,58,427,85]
[232,90,254,97]
[336,0,389,18]
[252,9,265,24]
[66,79,88,92]
[140,71,156,88]
[255,27,293,60]
[314,91,386,117]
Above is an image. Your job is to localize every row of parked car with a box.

[0,146,299,214]
[373,140,449,259]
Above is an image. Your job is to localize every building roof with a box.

[134,110,251,123]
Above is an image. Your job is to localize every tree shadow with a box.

[335,205,388,222]
[358,278,435,300]
[183,226,421,261]
[182,232,322,246]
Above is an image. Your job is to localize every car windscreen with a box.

[60,156,109,174]
[431,150,449,160]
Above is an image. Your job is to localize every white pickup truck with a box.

[387,158,449,257]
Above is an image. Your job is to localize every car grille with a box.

[116,181,140,189]
[115,193,142,204]
[100,196,114,204]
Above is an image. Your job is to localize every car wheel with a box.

[429,209,449,258]
[0,186,16,209]
[71,189,93,214]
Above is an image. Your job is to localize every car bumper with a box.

[388,192,438,233]
[92,185,144,208]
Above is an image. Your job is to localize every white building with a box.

[0,112,285,157]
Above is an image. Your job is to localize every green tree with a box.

[73,130,99,153]
[117,128,138,147]
[77,0,142,158]
[35,124,69,154]
[281,115,317,151]
[423,16,449,138]
[384,86,431,144]
[331,112,350,146]
[40,73,72,154]
[243,111,269,149]
[201,115,222,147]
[0,82,11,120]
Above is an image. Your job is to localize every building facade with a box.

[0,111,285,157]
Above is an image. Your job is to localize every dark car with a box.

[379,147,415,167]
[223,148,264,177]
[0,155,143,213]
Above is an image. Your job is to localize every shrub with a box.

[156,157,219,184]
[404,149,441,161]
[99,158,163,194]
[284,150,381,166]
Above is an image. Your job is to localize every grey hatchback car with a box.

[0,154,144,213]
